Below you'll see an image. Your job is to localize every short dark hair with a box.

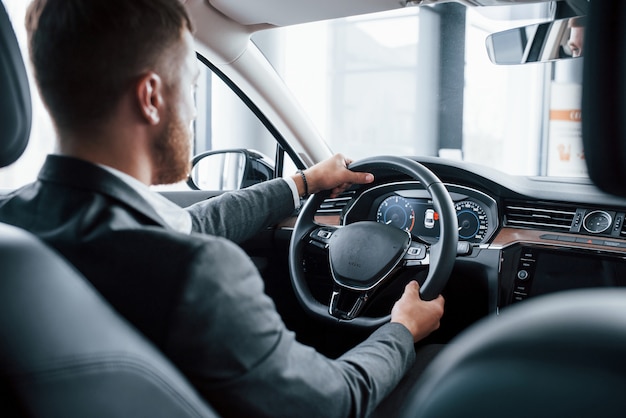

[25,0,193,131]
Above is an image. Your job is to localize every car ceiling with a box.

[207,0,557,27]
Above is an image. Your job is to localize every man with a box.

[567,16,586,58]
[0,0,445,417]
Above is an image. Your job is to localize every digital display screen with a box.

[530,251,626,296]
[374,192,490,244]
[410,201,440,238]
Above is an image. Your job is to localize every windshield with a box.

[252,3,585,178]
[1,1,586,190]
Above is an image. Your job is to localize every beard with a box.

[151,107,192,185]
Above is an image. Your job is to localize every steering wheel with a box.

[289,156,458,329]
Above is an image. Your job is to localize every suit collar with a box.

[38,154,173,230]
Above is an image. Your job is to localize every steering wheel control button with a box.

[309,239,326,249]
[308,228,336,249]
[407,245,424,257]
[317,230,333,239]
[403,243,427,266]
[408,247,420,255]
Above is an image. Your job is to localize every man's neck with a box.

[58,128,154,186]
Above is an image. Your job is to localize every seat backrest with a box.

[399,289,626,418]
[0,4,217,417]
[0,223,217,417]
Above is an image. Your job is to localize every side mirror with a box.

[486,16,586,65]
[187,149,274,191]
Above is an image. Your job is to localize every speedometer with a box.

[376,195,415,233]
[455,200,488,243]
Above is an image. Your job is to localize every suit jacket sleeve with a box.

[165,236,416,418]
[185,179,295,244]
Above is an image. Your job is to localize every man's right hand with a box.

[391,281,445,343]
[292,153,374,199]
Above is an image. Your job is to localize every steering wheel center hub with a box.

[329,221,410,290]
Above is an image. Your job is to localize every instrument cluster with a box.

[344,181,498,245]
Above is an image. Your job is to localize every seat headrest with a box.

[0,3,32,168]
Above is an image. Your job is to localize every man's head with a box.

[567,16,586,58]
[25,0,198,184]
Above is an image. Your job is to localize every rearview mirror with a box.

[187,149,274,191]
[486,16,586,65]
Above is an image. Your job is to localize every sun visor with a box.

[208,0,404,26]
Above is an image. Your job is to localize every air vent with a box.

[504,202,576,231]
[315,190,356,216]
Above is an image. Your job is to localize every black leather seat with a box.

[0,4,217,417]
[399,1,626,416]
[398,289,626,417]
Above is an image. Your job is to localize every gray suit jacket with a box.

[0,155,416,418]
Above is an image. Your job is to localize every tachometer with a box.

[455,200,488,243]
[376,195,415,233]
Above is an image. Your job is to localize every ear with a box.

[136,72,164,125]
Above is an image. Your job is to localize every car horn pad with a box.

[327,221,411,319]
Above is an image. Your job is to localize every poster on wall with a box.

[546,82,586,177]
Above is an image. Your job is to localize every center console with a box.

[500,245,626,307]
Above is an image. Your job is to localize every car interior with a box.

[3,0,626,416]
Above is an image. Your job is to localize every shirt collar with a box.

[98,165,192,235]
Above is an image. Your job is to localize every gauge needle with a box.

[386,220,392,224]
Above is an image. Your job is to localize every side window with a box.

[161,58,298,192]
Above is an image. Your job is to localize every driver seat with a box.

[0,4,217,417]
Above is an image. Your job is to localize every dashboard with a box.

[309,156,626,327]
[163,155,626,343]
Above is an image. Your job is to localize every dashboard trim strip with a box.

[490,227,626,254]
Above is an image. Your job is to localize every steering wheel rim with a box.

[289,155,458,328]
